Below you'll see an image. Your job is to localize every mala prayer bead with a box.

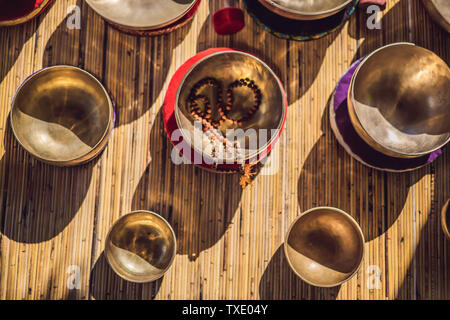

[187,77,263,130]
[186,77,262,172]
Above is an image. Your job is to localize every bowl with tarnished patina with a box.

[257,0,352,20]
[284,207,365,287]
[175,49,287,165]
[85,0,197,31]
[10,65,114,166]
[348,43,450,158]
[105,211,177,283]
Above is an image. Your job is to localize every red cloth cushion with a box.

[0,0,49,22]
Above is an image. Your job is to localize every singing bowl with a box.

[284,207,365,287]
[85,0,197,31]
[442,199,450,240]
[348,43,450,158]
[422,0,450,33]
[257,0,352,20]
[175,50,286,164]
[105,211,177,283]
[11,66,114,166]
[0,0,51,27]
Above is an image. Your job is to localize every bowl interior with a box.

[85,0,196,29]
[285,208,364,287]
[105,212,176,282]
[11,67,111,163]
[176,51,285,162]
[265,0,350,14]
[352,44,450,156]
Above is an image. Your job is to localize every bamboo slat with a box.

[0,0,449,300]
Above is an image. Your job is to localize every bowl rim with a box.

[441,199,450,240]
[10,65,114,165]
[284,206,365,288]
[104,210,177,283]
[0,0,52,27]
[85,0,197,31]
[349,42,450,158]
[258,0,352,18]
[174,49,287,164]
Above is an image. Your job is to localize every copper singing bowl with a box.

[105,211,177,283]
[257,0,351,20]
[175,50,286,163]
[422,0,450,33]
[85,0,196,31]
[11,66,114,166]
[284,207,365,287]
[442,199,450,240]
[348,43,450,158]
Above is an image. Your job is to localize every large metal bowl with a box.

[10,66,114,166]
[85,0,197,31]
[348,43,450,158]
[257,0,352,20]
[422,0,450,33]
[175,50,286,165]
[105,211,177,283]
[284,207,365,287]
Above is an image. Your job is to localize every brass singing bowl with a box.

[284,207,365,287]
[257,0,352,20]
[105,211,177,283]
[175,50,286,164]
[442,199,450,240]
[85,0,196,31]
[422,0,450,33]
[11,66,114,166]
[348,43,450,158]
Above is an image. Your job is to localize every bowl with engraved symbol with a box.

[105,211,177,283]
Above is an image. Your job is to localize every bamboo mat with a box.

[0,0,449,300]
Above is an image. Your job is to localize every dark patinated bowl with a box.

[284,207,365,287]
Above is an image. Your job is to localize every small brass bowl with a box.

[442,199,450,240]
[10,66,114,166]
[175,50,286,164]
[105,211,177,283]
[422,0,450,33]
[85,0,197,31]
[348,43,450,158]
[284,207,365,287]
[257,0,352,20]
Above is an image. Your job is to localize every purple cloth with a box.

[333,59,443,171]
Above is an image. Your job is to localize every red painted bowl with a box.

[0,0,51,27]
